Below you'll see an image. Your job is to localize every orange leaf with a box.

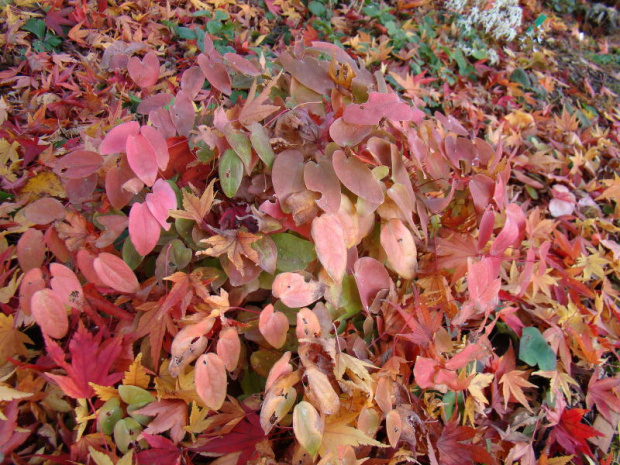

[195,353,227,411]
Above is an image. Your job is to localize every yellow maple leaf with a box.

[467,372,494,406]
[89,383,119,402]
[198,229,261,274]
[574,249,609,281]
[0,314,32,364]
[500,370,536,413]
[21,171,66,199]
[0,271,22,304]
[597,174,620,203]
[169,179,216,224]
[0,139,21,182]
[319,414,388,458]
[122,353,151,389]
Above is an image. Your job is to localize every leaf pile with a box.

[0,0,619,464]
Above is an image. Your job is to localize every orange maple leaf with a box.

[198,229,261,275]
[500,370,536,412]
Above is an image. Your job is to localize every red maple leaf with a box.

[137,433,182,465]
[192,410,266,464]
[43,323,123,399]
[548,408,603,458]
[586,370,620,424]
[436,422,494,465]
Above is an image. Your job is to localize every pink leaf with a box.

[258,304,289,349]
[343,93,422,126]
[93,252,141,293]
[169,90,195,137]
[489,203,526,256]
[180,66,205,99]
[304,159,341,214]
[216,327,241,372]
[76,249,106,287]
[129,202,161,256]
[332,150,384,205]
[272,149,306,205]
[19,268,45,316]
[100,121,140,154]
[23,198,66,225]
[17,228,45,272]
[31,289,69,339]
[380,219,417,279]
[127,133,159,186]
[50,263,83,310]
[353,257,392,312]
[311,214,347,282]
[127,51,160,88]
[145,179,176,230]
[53,150,103,179]
[224,53,261,76]
[272,272,325,308]
[105,160,135,209]
[329,117,372,147]
[197,53,232,95]
[195,352,227,410]
[141,126,170,171]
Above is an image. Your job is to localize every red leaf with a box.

[180,66,205,99]
[140,126,170,171]
[134,400,188,444]
[353,257,392,312]
[549,408,603,457]
[304,159,341,214]
[169,90,195,137]
[586,370,620,424]
[193,410,266,465]
[23,197,66,225]
[137,434,182,465]
[44,324,123,399]
[224,53,261,76]
[0,401,32,458]
[127,52,160,88]
[436,422,493,465]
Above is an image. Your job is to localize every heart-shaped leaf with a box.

[197,53,232,95]
[100,121,140,154]
[259,304,289,349]
[127,51,159,88]
[519,327,557,371]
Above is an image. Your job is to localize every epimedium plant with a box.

[6,22,619,465]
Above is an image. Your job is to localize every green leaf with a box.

[177,27,197,40]
[249,123,275,169]
[225,130,252,173]
[218,149,244,198]
[271,233,316,272]
[308,1,327,17]
[118,385,155,406]
[519,327,557,371]
[22,18,46,39]
[122,237,144,269]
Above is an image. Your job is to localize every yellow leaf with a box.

[547,456,574,465]
[117,450,134,465]
[0,139,21,182]
[500,370,536,413]
[0,384,32,401]
[186,402,211,435]
[169,179,216,223]
[123,353,150,389]
[0,313,33,364]
[0,271,22,303]
[88,447,115,465]
[21,171,66,199]
[319,415,388,458]
[467,372,494,406]
[76,398,96,441]
[89,383,119,402]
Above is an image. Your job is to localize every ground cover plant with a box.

[0,0,619,463]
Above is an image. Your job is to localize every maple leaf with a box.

[0,401,32,459]
[122,353,150,389]
[319,415,387,458]
[500,370,536,413]
[548,408,603,457]
[435,422,494,465]
[135,302,177,372]
[586,369,620,424]
[198,229,261,275]
[134,399,188,444]
[44,324,123,399]
[0,314,32,364]
[192,409,266,464]
[169,179,216,225]
[137,434,182,465]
